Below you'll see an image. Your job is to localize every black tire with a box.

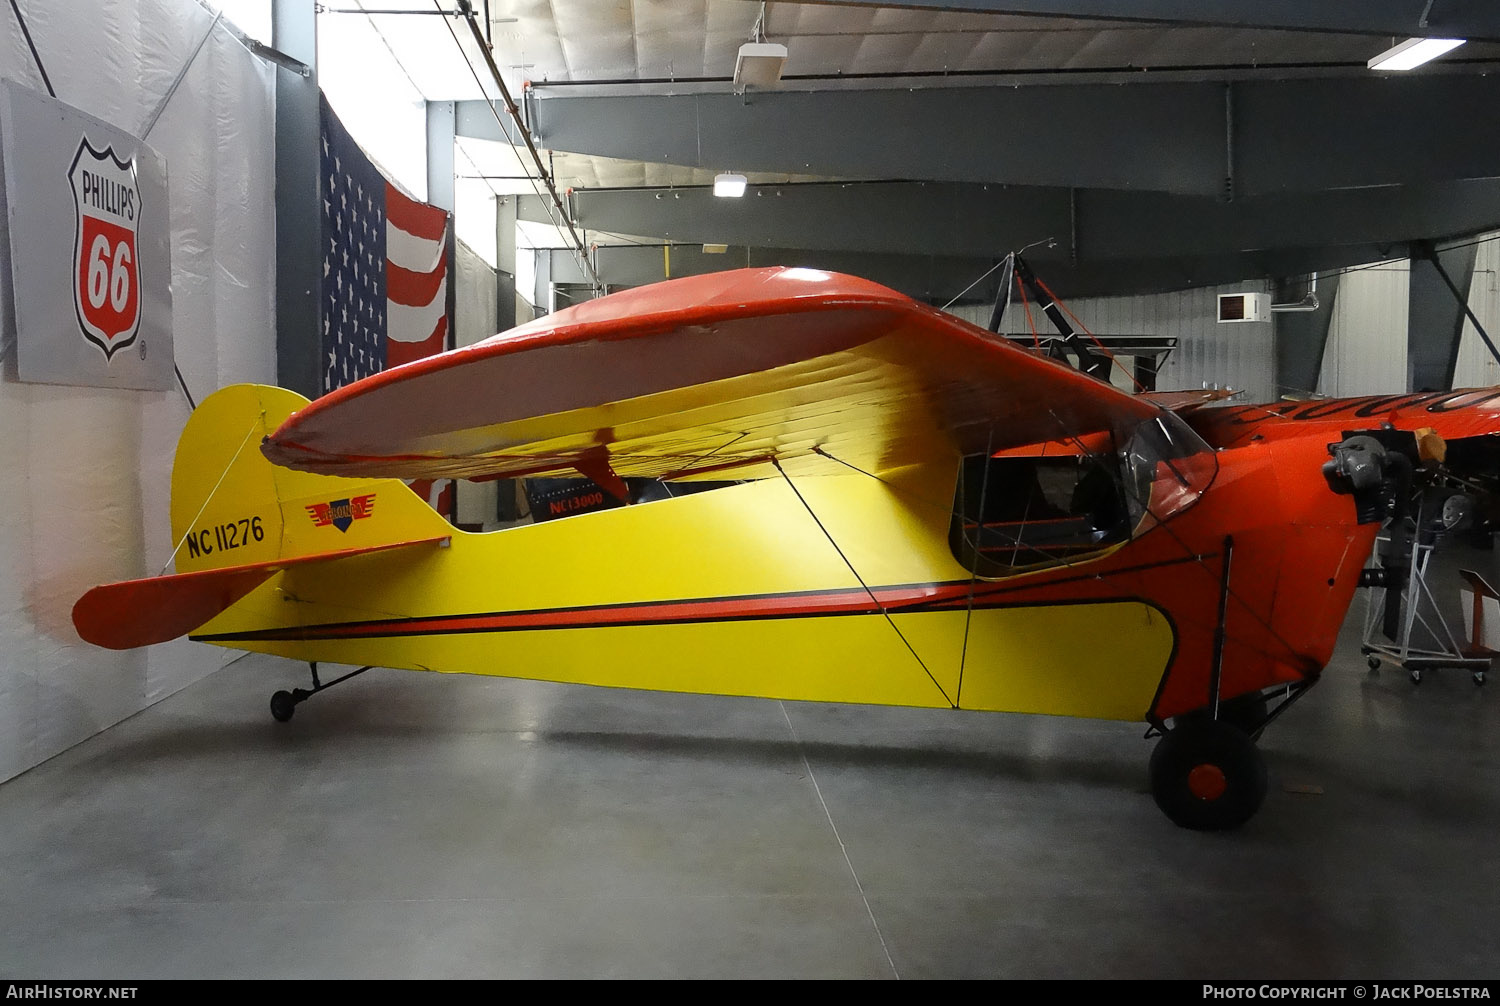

[1150,719,1268,831]
[270,690,297,723]
[1172,692,1270,738]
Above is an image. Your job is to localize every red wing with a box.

[262,267,1163,482]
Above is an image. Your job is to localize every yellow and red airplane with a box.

[71,267,1500,830]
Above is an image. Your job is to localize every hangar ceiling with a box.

[348,0,1500,302]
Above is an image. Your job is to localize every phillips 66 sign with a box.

[1,80,173,390]
[71,139,142,359]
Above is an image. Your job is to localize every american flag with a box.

[320,95,452,392]
[320,96,454,516]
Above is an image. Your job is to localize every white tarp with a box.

[0,0,275,782]
[454,238,498,348]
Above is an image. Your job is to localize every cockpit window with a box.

[950,411,1216,577]
[950,454,1133,574]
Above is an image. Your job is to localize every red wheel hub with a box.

[1187,763,1228,801]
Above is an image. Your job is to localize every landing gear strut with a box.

[1173,692,1270,739]
[1148,535,1291,828]
[269,662,373,722]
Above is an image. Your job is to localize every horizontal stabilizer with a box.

[73,537,448,650]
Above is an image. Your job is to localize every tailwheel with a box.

[268,663,374,722]
[270,689,297,723]
[1150,719,1268,831]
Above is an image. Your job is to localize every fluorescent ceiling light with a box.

[713,173,747,198]
[734,42,788,93]
[702,243,729,254]
[1368,37,1465,71]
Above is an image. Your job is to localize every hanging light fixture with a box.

[734,43,788,92]
[1368,37,1465,70]
[713,173,747,197]
[733,3,787,94]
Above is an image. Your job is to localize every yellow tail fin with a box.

[169,384,452,573]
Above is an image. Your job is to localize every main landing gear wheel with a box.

[1150,719,1268,831]
[270,690,297,723]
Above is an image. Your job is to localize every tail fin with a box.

[169,384,452,572]
[74,384,452,649]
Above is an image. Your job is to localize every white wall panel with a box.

[1453,233,1500,390]
[1317,261,1409,397]
[949,244,1500,406]
[949,281,1276,404]
[0,1,275,782]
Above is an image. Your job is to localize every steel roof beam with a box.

[541,240,1437,302]
[498,74,1500,197]
[521,179,1500,265]
[803,1,1500,42]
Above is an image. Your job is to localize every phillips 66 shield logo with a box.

[69,137,142,360]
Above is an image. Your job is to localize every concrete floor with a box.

[2,604,1497,979]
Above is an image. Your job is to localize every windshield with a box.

[1118,411,1218,531]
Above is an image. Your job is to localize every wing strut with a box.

[773,459,956,709]
[954,426,996,709]
[575,445,630,503]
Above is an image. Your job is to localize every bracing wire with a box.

[8,0,55,97]
[157,419,261,574]
[775,459,955,707]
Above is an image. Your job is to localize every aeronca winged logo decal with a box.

[305,494,376,532]
[69,137,142,360]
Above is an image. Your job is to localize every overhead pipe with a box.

[449,0,602,291]
[1272,272,1320,313]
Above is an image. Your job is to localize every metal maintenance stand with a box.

[1361,502,1490,685]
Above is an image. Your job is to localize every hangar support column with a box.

[1408,241,1479,392]
[425,100,455,213]
[272,0,320,398]
[426,100,457,358]
[1273,273,1340,398]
